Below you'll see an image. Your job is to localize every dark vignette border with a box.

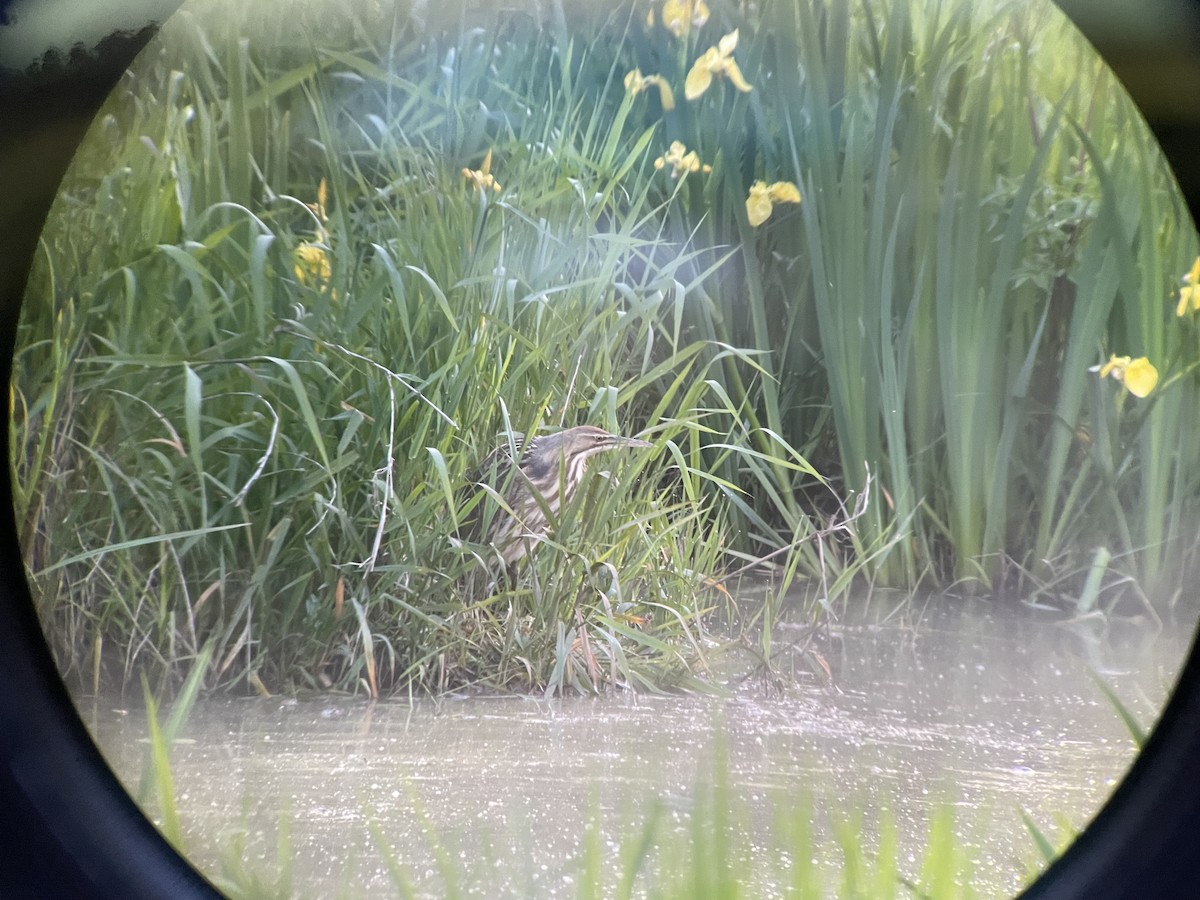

[0,1,1197,897]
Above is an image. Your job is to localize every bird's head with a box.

[523,425,652,480]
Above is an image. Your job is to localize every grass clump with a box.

[12,0,818,696]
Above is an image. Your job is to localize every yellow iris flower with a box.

[1176,256,1200,316]
[746,180,802,227]
[624,69,676,110]
[295,179,334,292]
[1093,354,1159,398]
[294,242,332,289]
[463,148,501,193]
[685,30,753,100]
[648,0,710,38]
[654,140,712,179]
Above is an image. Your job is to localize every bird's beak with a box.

[618,435,653,448]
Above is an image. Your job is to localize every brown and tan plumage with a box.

[465,425,651,574]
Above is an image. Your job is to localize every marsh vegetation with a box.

[10,0,1200,895]
[13,0,1198,699]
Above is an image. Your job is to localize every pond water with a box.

[83,599,1193,898]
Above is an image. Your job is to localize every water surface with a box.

[85,599,1193,897]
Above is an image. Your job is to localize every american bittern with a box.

[465,425,652,575]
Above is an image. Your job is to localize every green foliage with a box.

[1019,808,1060,866]
[740,0,1198,591]
[138,643,210,848]
[1089,669,1150,748]
[12,0,804,694]
[10,0,1199,694]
